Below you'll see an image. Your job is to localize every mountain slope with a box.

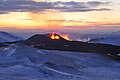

[0,31,23,42]
[24,33,120,59]
[0,44,120,80]
[90,37,120,46]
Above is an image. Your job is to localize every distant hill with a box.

[0,31,23,42]
[89,37,120,46]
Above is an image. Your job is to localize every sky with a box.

[0,0,120,33]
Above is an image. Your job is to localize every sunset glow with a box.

[0,0,120,31]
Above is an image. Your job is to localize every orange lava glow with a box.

[61,34,70,41]
[50,32,71,41]
[51,32,60,40]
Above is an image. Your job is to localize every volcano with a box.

[24,33,71,50]
[24,33,68,45]
[24,33,81,50]
[24,33,120,59]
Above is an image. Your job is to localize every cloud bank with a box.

[0,0,111,14]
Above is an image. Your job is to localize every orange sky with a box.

[0,0,120,31]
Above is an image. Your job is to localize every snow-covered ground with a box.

[89,37,120,46]
[0,44,120,80]
[0,31,23,42]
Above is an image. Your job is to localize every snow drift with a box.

[0,44,120,80]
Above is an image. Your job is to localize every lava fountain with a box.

[50,32,71,41]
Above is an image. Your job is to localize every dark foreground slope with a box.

[0,43,7,47]
[24,33,120,59]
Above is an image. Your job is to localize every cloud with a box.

[59,8,111,12]
[50,1,111,12]
[48,20,83,23]
[0,0,111,14]
[102,23,120,26]
[87,1,110,7]
[0,11,9,14]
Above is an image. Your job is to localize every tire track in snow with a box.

[42,67,82,77]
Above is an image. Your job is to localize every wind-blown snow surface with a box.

[0,44,120,80]
[0,31,23,42]
[90,37,120,46]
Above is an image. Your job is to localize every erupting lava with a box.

[61,34,70,41]
[51,32,60,40]
[50,32,70,41]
